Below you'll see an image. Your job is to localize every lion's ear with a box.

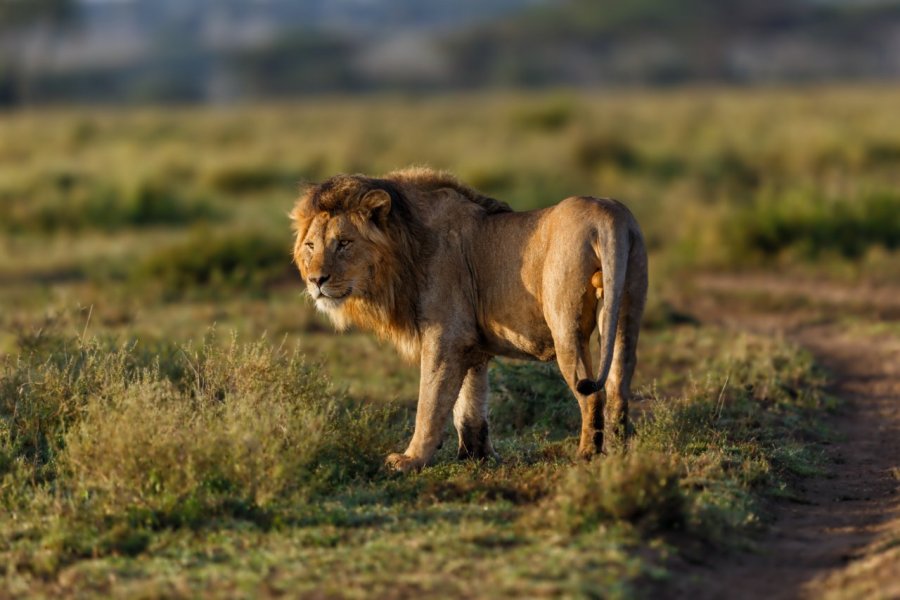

[359,189,391,223]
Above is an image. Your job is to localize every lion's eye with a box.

[304,241,314,249]
[338,239,351,248]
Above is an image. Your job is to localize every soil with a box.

[670,274,900,600]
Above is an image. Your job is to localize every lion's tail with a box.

[575,220,630,397]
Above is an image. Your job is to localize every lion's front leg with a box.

[386,338,468,473]
[453,361,499,461]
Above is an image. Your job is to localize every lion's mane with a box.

[291,167,510,360]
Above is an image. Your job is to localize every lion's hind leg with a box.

[554,336,603,460]
[453,362,498,461]
[546,258,605,460]
[602,244,648,454]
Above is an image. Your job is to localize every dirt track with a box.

[674,275,900,600]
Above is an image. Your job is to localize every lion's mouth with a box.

[325,288,352,300]
[314,287,352,303]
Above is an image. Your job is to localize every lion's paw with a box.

[385,453,424,473]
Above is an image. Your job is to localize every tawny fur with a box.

[291,167,648,472]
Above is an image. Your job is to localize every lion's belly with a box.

[481,319,556,362]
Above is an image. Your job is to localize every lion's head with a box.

[293,185,389,310]
[290,174,425,355]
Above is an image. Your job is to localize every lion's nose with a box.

[308,274,330,287]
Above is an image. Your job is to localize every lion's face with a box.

[295,211,377,312]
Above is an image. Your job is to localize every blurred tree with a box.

[0,0,74,26]
[0,0,77,106]
[228,32,366,97]
[445,0,900,87]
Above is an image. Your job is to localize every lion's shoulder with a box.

[385,167,512,216]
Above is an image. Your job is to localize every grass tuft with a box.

[552,453,685,534]
[0,329,403,571]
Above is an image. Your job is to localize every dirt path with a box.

[673,275,900,600]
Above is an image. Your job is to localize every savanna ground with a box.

[1,86,898,598]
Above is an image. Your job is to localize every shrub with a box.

[572,134,640,173]
[864,140,900,168]
[542,333,829,544]
[133,229,294,298]
[1,176,218,233]
[698,148,760,193]
[552,452,685,534]
[512,98,576,132]
[0,331,399,527]
[204,163,321,195]
[724,188,900,262]
[0,330,404,573]
[0,334,140,484]
[459,165,515,197]
[61,343,331,513]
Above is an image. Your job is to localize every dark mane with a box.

[303,167,510,230]
[304,174,419,226]
[384,167,512,215]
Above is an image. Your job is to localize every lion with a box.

[291,167,647,472]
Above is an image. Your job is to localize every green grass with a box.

[0,323,832,596]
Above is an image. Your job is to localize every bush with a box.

[0,331,399,534]
[133,229,294,298]
[698,148,760,193]
[689,188,900,266]
[572,134,640,173]
[1,176,218,233]
[541,333,829,544]
[62,344,332,514]
[511,98,576,132]
[735,189,900,261]
[204,163,321,195]
[552,453,685,534]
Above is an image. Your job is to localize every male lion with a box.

[291,167,647,472]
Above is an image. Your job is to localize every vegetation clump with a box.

[0,329,399,570]
[133,229,293,298]
[726,189,900,262]
[0,176,218,233]
[553,452,685,533]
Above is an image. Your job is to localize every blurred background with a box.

[3,0,900,104]
[1,0,899,395]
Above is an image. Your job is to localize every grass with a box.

[0,85,894,596]
[1,329,399,575]
[0,322,832,596]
